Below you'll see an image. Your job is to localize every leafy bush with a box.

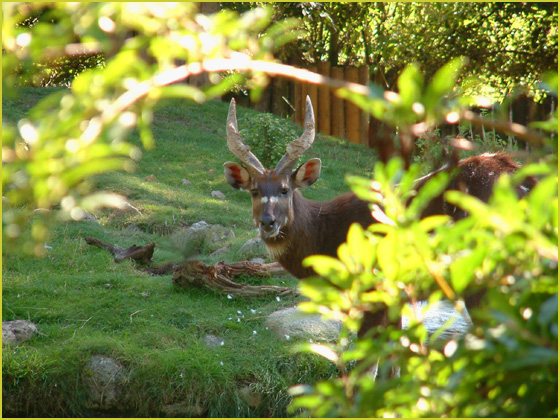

[290,156,557,417]
[2,3,301,255]
[289,63,558,417]
[239,113,299,169]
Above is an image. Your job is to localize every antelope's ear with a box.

[292,158,321,189]
[224,162,251,190]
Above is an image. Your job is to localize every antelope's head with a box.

[223,96,321,240]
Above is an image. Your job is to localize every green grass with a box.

[2,87,378,417]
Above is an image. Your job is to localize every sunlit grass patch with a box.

[2,87,375,416]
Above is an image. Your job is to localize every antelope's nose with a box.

[260,216,276,231]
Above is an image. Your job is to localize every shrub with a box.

[239,113,300,169]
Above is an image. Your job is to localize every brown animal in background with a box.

[223,96,537,335]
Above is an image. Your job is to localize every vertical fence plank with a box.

[317,62,331,136]
[331,67,346,139]
[307,65,318,126]
[344,67,360,144]
[294,80,303,125]
[358,65,370,147]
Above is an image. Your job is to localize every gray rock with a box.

[212,229,235,243]
[239,237,267,259]
[181,179,192,186]
[2,320,38,346]
[170,222,235,257]
[403,300,472,347]
[2,327,17,346]
[83,355,128,412]
[162,401,204,417]
[211,190,226,199]
[81,212,99,224]
[189,221,210,232]
[265,300,472,346]
[203,334,224,348]
[265,307,341,342]
[210,246,230,258]
[239,385,263,408]
[250,257,266,265]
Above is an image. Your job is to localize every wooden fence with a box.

[218,63,557,150]
[293,63,371,146]
[221,63,373,146]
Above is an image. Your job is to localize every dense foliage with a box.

[253,2,558,100]
[289,59,558,418]
[2,3,300,255]
[238,112,299,169]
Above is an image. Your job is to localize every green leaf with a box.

[537,293,558,328]
[377,230,399,281]
[423,57,466,114]
[397,63,424,108]
[346,223,375,272]
[346,175,382,203]
[445,190,488,219]
[418,215,451,233]
[540,71,558,96]
[526,175,558,229]
[406,171,450,219]
[158,84,203,100]
[296,343,339,364]
[298,276,345,304]
[303,255,350,286]
[449,245,487,294]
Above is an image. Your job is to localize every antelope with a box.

[223,96,537,335]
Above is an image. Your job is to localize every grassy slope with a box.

[2,87,378,417]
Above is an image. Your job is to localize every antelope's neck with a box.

[262,191,317,279]
[262,191,372,279]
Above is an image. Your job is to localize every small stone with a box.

[81,212,99,224]
[162,401,205,417]
[190,221,209,231]
[239,238,267,258]
[211,190,226,199]
[2,320,38,346]
[239,385,263,408]
[83,355,128,412]
[182,179,192,186]
[210,246,230,258]
[265,307,341,342]
[2,328,17,346]
[203,334,224,348]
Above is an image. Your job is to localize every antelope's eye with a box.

[251,189,259,198]
[280,188,289,196]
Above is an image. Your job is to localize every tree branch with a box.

[461,110,548,146]
[80,55,549,147]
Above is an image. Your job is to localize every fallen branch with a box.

[84,236,155,264]
[84,236,293,297]
[172,260,297,298]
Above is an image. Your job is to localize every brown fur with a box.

[228,152,536,338]
[259,153,536,338]
[264,191,372,278]
[266,153,536,279]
